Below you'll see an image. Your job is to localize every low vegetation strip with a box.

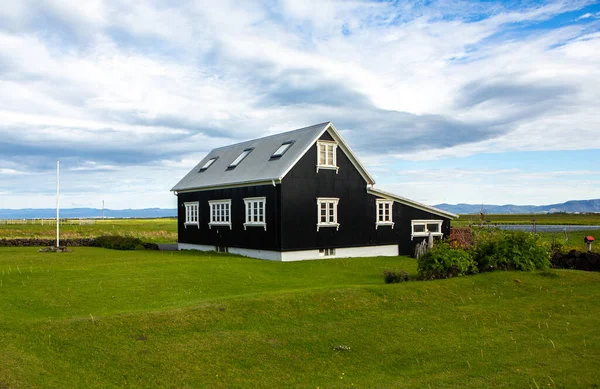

[0,236,159,250]
[454,213,600,226]
[0,218,177,243]
[0,247,599,388]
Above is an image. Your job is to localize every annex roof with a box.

[367,188,459,220]
[171,122,375,192]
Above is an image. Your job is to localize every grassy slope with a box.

[1,248,599,388]
[0,218,177,243]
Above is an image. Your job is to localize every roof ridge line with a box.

[211,122,331,151]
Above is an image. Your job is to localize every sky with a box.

[0,0,599,210]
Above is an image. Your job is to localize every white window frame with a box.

[208,199,232,229]
[316,140,339,173]
[228,148,253,169]
[411,219,443,240]
[184,202,199,228]
[317,197,340,231]
[243,197,266,231]
[376,200,394,229]
[199,157,218,171]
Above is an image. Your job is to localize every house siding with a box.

[177,184,281,250]
[280,131,451,255]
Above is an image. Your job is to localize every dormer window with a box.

[316,140,338,173]
[228,148,253,169]
[199,157,218,172]
[271,141,294,159]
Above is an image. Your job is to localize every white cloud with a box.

[0,0,599,207]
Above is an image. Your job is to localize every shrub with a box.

[383,269,410,283]
[417,242,477,280]
[472,230,550,272]
[92,235,146,251]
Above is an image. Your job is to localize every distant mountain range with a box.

[1,199,599,219]
[434,199,600,215]
[0,208,177,219]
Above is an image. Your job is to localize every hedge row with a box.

[0,237,159,251]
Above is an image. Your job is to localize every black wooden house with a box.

[171,122,457,260]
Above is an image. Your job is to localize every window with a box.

[184,202,199,227]
[317,198,339,231]
[243,197,266,230]
[271,141,294,159]
[208,199,232,229]
[319,248,336,257]
[411,220,443,239]
[228,148,253,169]
[376,200,394,229]
[199,157,218,172]
[316,141,338,173]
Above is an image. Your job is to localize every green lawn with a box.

[0,248,599,388]
[0,218,177,243]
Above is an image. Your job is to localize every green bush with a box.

[417,242,478,280]
[92,235,146,251]
[472,230,550,272]
[383,269,409,283]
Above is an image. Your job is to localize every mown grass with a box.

[454,213,600,226]
[1,247,599,388]
[0,218,177,243]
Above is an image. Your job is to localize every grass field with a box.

[0,218,177,243]
[0,248,599,388]
[454,213,600,227]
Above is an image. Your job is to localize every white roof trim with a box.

[174,179,280,194]
[367,188,459,219]
[278,122,376,185]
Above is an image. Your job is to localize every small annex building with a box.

[171,122,457,261]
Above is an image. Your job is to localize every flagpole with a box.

[56,160,60,248]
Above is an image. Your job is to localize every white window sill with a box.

[411,232,443,240]
[316,165,339,174]
[244,222,266,231]
[184,222,199,229]
[209,222,232,229]
[317,223,340,232]
[376,222,395,229]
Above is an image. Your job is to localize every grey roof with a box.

[367,188,459,219]
[172,122,336,192]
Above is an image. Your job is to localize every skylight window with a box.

[199,157,218,172]
[271,141,294,159]
[228,148,253,169]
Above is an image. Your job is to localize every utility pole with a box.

[102,200,105,219]
[56,160,60,248]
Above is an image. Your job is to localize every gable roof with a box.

[367,188,459,219]
[171,122,375,192]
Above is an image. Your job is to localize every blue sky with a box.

[0,0,599,209]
